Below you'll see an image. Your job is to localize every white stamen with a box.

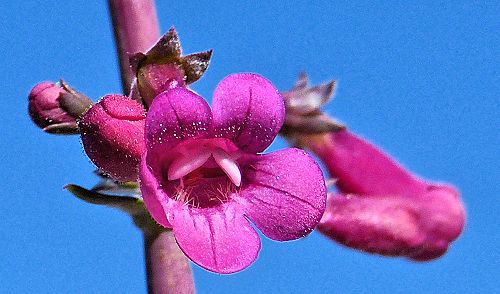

[168,148,211,180]
[213,148,242,187]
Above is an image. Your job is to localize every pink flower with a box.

[79,94,146,182]
[140,73,327,273]
[313,130,465,260]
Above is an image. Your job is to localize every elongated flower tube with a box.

[140,73,327,273]
[79,95,146,182]
[312,130,465,260]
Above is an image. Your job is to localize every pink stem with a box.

[144,231,196,294]
[107,1,195,293]
[108,0,160,94]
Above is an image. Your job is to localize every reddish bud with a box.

[310,131,466,260]
[130,28,212,105]
[137,63,185,105]
[28,81,92,134]
[79,95,146,182]
[281,74,465,260]
[319,185,465,260]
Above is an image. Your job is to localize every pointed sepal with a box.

[281,73,344,137]
[181,50,213,84]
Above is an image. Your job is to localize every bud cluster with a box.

[29,28,212,181]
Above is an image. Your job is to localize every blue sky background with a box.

[1,1,498,293]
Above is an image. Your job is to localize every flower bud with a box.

[281,74,465,260]
[136,63,185,105]
[130,28,212,105]
[309,130,465,260]
[79,95,146,182]
[319,186,465,260]
[28,81,92,134]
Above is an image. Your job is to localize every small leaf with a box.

[129,28,182,74]
[284,79,336,115]
[43,122,79,134]
[65,183,166,235]
[91,176,140,195]
[65,184,142,214]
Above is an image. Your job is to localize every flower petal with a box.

[312,130,428,196]
[212,73,285,153]
[79,95,145,182]
[169,204,261,274]
[318,193,425,256]
[139,153,172,228]
[318,186,465,260]
[145,87,212,154]
[237,148,326,241]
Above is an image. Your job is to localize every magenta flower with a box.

[79,94,146,182]
[313,130,465,260]
[140,73,327,273]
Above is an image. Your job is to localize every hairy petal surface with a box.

[237,148,326,241]
[318,185,465,260]
[169,204,260,274]
[409,184,465,260]
[212,73,285,153]
[318,193,425,256]
[79,95,145,182]
[141,150,261,273]
[139,154,172,228]
[145,87,212,154]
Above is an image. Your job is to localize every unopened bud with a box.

[281,73,465,261]
[311,130,465,260]
[28,81,92,134]
[319,185,465,261]
[137,63,185,105]
[130,27,212,105]
[79,95,146,182]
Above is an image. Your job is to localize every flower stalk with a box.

[108,0,161,94]
[107,0,195,292]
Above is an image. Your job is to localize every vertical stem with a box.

[108,0,160,94]
[108,1,195,293]
[144,231,196,294]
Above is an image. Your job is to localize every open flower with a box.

[312,130,465,260]
[140,73,326,273]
